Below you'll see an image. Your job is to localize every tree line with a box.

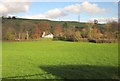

[2,18,119,43]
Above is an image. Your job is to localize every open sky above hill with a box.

[0,0,118,23]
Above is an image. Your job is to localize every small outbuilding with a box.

[42,32,53,38]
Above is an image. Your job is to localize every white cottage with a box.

[42,32,53,38]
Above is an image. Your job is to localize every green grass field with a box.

[2,40,118,79]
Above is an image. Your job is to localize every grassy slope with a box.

[2,18,105,28]
[2,41,118,79]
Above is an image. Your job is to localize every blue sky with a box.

[1,1,118,23]
[26,2,117,16]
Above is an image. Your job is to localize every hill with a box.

[2,17,118,43]
[2,17,105,27]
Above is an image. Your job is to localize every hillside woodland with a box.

[2,17,119,43]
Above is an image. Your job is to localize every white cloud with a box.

[0,0,31,2]
[2,1,110,21]
[81,1,106,14]
[0,3,8,14]
[64,4,81,14]
[21,1,107,19]
[64,1,107,14]
[21,8,68,19]
[0,0,31,16]
[20,14,46,19]
[45,8,67,18]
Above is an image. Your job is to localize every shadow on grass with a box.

[4,73,50,79]
[39,65,119,79]
[4,65,119,79]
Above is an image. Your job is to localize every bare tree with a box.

[85,22,94,39]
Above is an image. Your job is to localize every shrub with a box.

[88,39,118,43]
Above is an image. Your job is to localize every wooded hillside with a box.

[2,18,118,43]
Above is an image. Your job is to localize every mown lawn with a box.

[2,41,118,79]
